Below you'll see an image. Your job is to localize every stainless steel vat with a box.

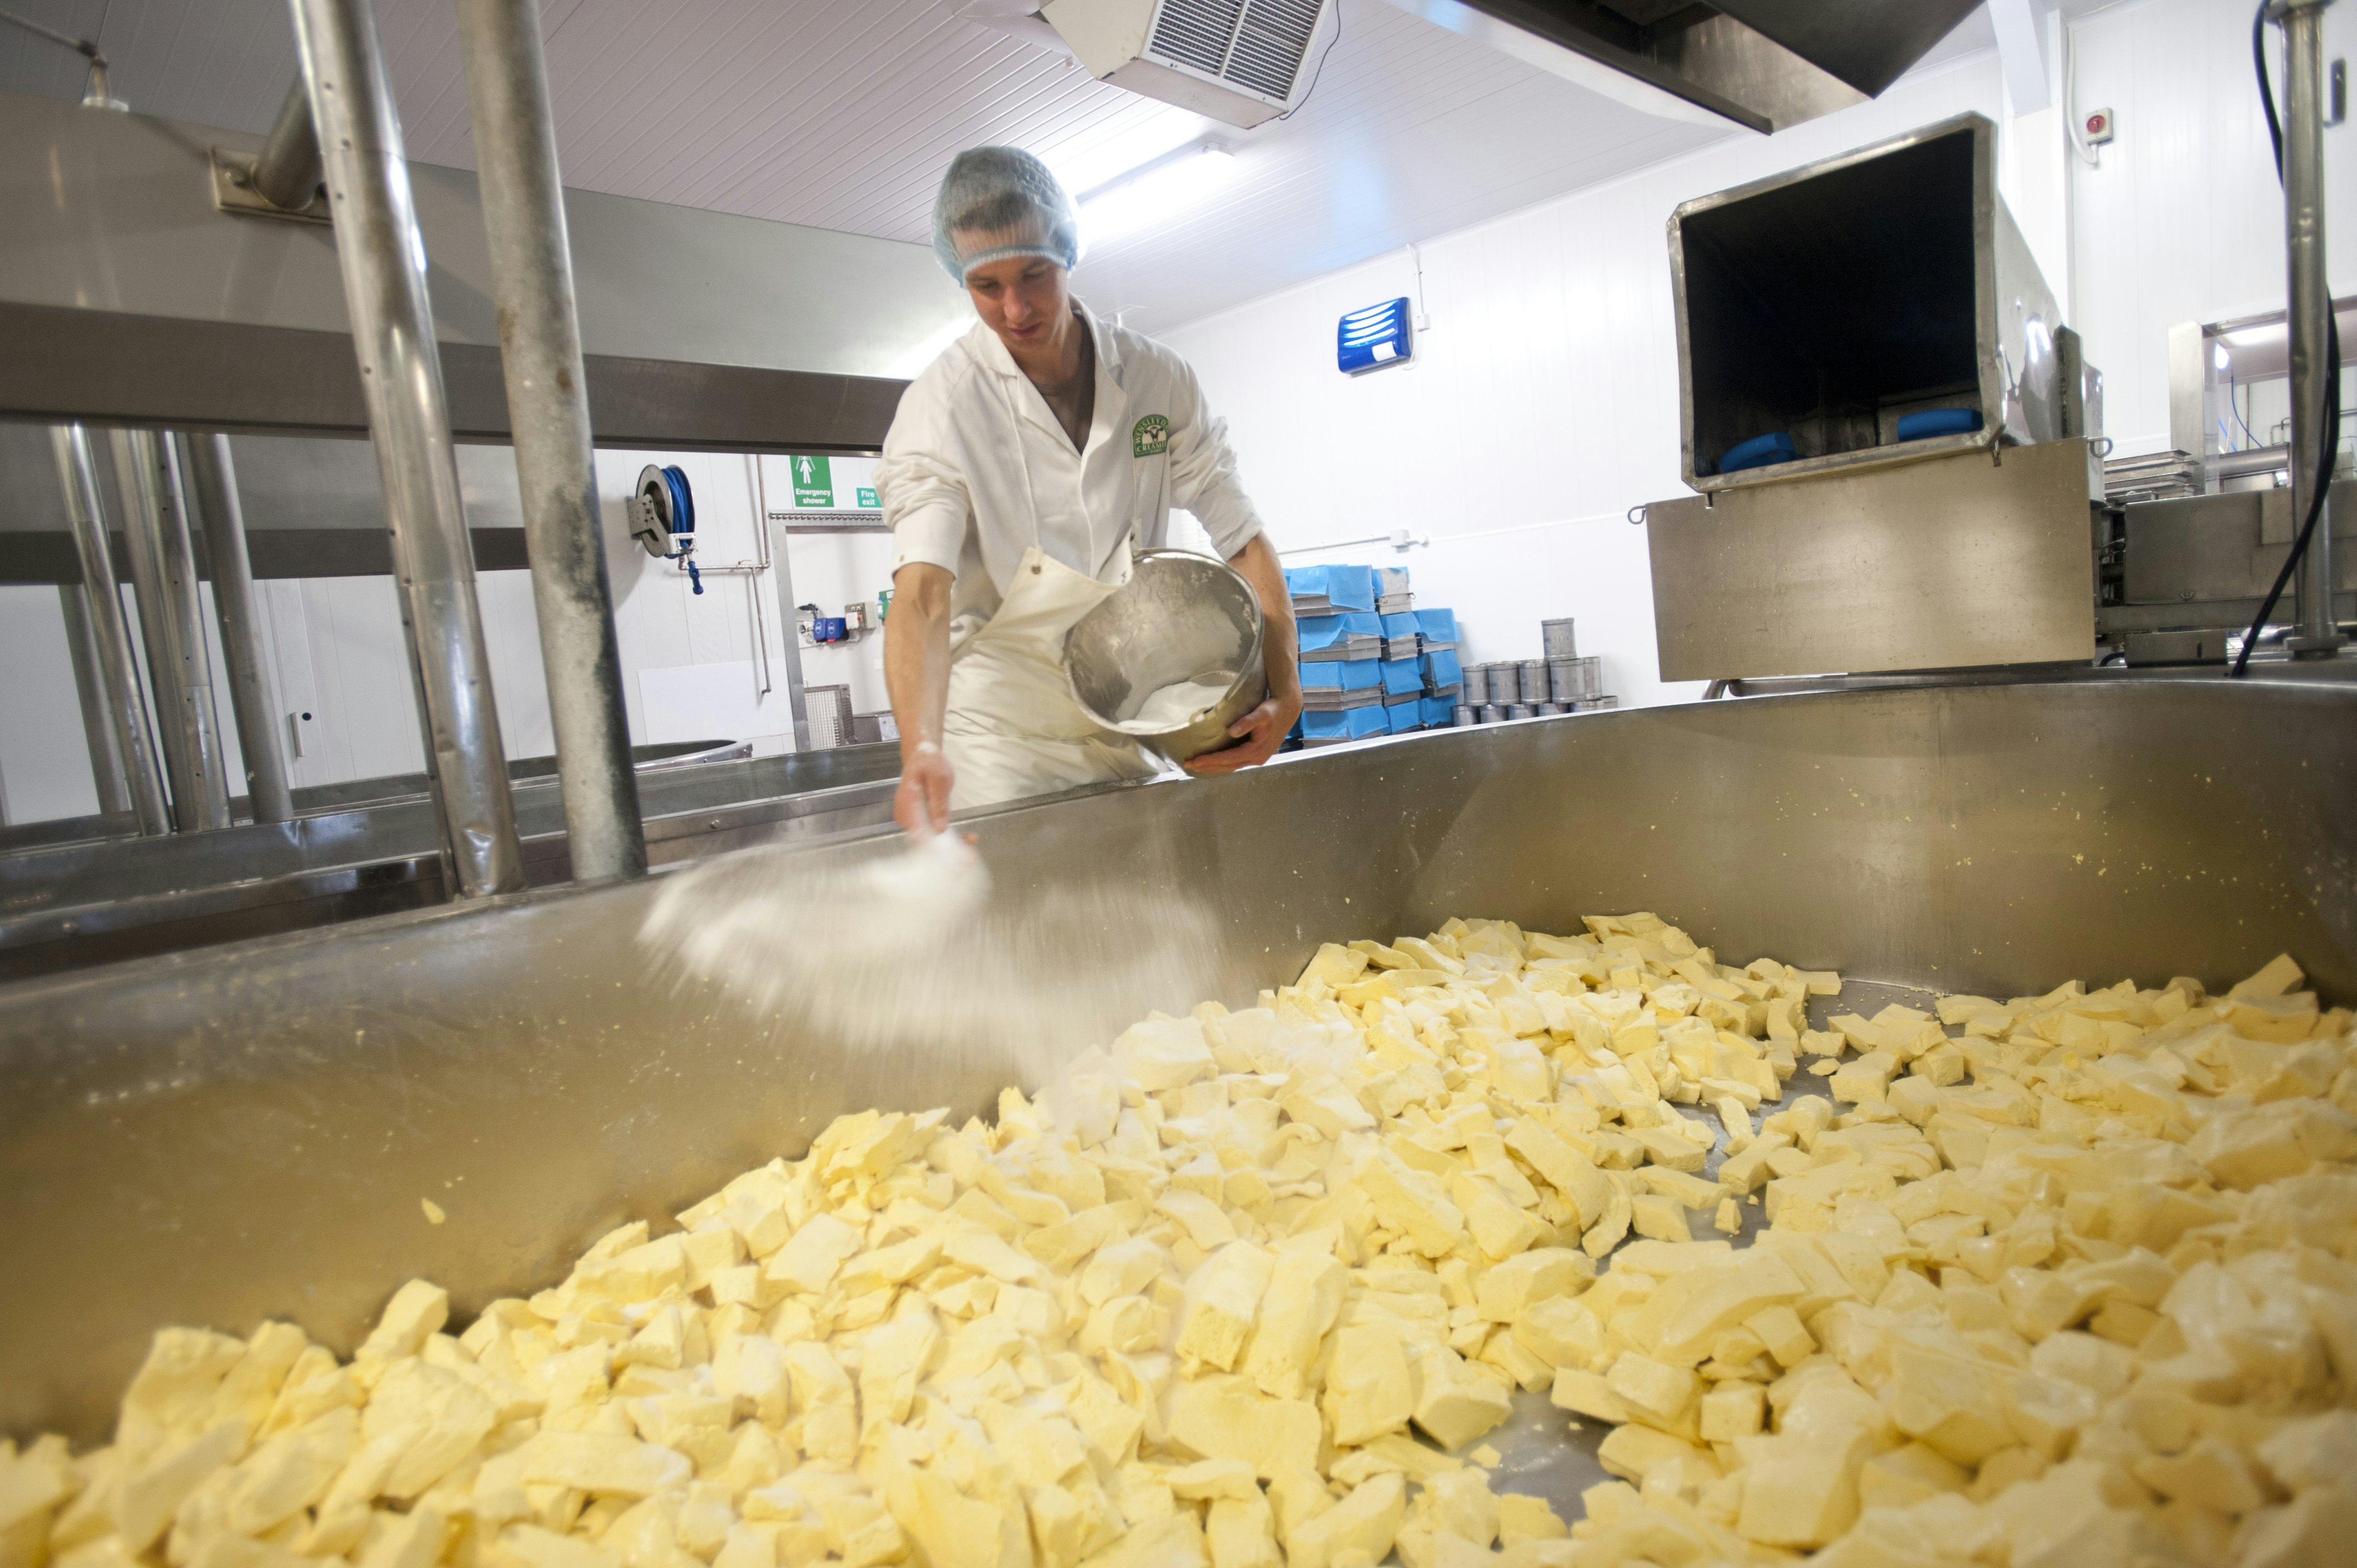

[1,678,2351,1445]
[0,741,897,978]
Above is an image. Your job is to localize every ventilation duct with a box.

[1040,0,1334,128]
[1373,0,1984,135]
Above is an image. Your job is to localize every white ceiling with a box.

[0,0,2012,336]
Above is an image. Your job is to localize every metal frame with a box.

[54,584,130,816]
[182,434,295,823]
[0,301,904,454]
[107,429,232,830]
[457,0,645,885]
[209,81,332,224]
[2275,0,2346,656]
[290,0,527,899]
[49,424,169,835]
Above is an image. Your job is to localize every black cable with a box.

[1277,0,1342,122]
[2232,1,2345,677]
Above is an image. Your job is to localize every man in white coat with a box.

[878,146,1301,834]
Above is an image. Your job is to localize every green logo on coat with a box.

[1131,415,1170,458]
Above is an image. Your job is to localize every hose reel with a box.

[627,463,702,594]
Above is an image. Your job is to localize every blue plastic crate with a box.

[1300,657,1382,691]
[1284,563,1375,612]
[1300,710,1352,740]
[1296,616,1354,656]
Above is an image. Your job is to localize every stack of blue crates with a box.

[1284,565,1460,747]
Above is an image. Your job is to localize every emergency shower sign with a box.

[790,455,833,507]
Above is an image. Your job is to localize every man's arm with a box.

[1185,532,1301,775]
[885,562,956,832]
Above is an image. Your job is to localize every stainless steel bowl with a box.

[1064,550,1267,762]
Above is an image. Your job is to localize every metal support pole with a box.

[2279,0,2345,656]
[57,586,131,816]
[753,459,813,752]
[289,0,527,897]
[251,78,323,212]
[184,433,296,823]
[456,0,645,884]
[53,425,169,834]
[109,428,232,831]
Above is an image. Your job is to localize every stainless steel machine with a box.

[1643,113,2107,683]
[2093,302,2356,665]
[1644,31,2350,684]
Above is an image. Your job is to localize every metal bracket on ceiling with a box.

[209,148,332,225]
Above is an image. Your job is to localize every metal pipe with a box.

[455,0,644,885]
[2216,443,2292,480]
[0,7,125,109]
[109,429,231,831]
[752,457,812,752]
[288,0,527,898]
[183,434,296,823]
[251,78,322,212]
[56,586,131,816]
[53,425,170,834]
[2279,0,2345,656]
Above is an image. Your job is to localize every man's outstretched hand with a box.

[894,740,955,834]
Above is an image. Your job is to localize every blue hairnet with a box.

[932,147,1081,281]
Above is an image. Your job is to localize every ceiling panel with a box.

[0,0,2004,335]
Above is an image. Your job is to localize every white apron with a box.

[941,533,1160,810]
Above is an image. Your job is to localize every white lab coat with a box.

[876,302,1267,807]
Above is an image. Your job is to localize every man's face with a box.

[962,253,1071,354]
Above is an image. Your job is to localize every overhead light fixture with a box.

[1077,140,1237,247]
[1045,109,1208,202]
[2214,342,2233,372]
[2224,322,2288,348]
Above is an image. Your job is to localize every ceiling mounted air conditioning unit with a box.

[1040,0,1332,129]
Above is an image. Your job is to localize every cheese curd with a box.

[8,915,2355,1568]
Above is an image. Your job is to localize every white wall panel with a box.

[1164,55,2009,704]
[475,571,554,761]
[264,579,331,788]
[2064,0,2357,456]
[0,586,101,824]
[307,577,427,782]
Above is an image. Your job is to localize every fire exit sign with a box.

[790,455,832,507]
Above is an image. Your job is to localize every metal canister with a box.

[1536,701,1564,715]
[1452,704,1475,727]
[1541,618,1577,658]
[1549,656,1601,703]
[1477,704,1503,723]
[1460,665,1489,705]
[1516,659,1547,703]
[1506,702,1535,719]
